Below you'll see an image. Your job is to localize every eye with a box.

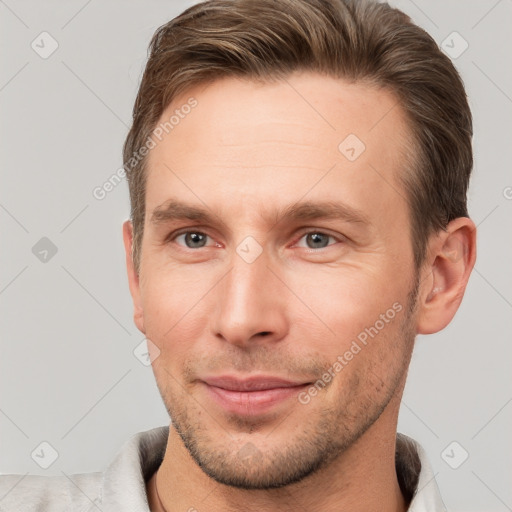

[174,231,213,249]
[295,231,339,249]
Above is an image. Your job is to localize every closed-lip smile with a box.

[200,374,311,416]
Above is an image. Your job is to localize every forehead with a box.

[145,72,412,224]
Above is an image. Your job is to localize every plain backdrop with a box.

[1,1,511,510]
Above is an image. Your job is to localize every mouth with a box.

[200,375,311,416]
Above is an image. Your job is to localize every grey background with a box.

[1,0,511,510]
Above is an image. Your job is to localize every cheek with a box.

[139,265,212,357]
[286,265,406,347]
[284,266,411,397]
[319,307,410,412]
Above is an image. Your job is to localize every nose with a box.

[210,247,289,348]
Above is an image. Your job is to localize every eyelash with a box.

[167,229,343,251]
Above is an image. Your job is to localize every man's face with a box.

[129,72,420,488]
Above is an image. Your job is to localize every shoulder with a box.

[0,425,169,512]
[0,471,102,512]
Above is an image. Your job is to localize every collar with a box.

[98,426,446,511]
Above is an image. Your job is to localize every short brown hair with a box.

[123,0,472,272]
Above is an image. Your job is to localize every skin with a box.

[123,72,476,512]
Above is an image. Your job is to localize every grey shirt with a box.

[0,426,446,511]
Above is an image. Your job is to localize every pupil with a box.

[307,233,328,248]
[186,232,206,248]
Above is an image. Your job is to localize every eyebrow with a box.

[277,200,370,226]
[150,199,371,228]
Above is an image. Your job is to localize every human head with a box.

[122,0,476,499]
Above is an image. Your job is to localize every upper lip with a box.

[202,375,309,391]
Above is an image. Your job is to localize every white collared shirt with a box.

[0,426,446,511]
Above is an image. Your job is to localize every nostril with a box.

[259,331,271,336]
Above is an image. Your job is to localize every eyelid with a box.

[165,227,218,247]
[164,227,346,250]
[292,229,345,249]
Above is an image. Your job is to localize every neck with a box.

[148,434,408,512]
[147,395,408,512]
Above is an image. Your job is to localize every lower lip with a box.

[203,382,309,416]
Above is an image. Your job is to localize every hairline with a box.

[131,72,426,274]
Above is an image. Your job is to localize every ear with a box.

[416,217,477,334]
[122,220,145,334]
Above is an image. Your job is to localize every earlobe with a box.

[122,220,146,334]
[416,217,477,335]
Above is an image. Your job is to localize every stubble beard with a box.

[157,279,419,490]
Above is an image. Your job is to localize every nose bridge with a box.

[223,249,273,321]
[212,247,287,345]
